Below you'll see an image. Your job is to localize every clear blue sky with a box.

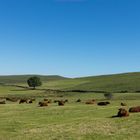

[0,0,140,77]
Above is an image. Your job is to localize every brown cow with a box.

[129,106,140,113]
[28,100,33,104]
[117,108,129,117]
[76,99,81,102]
[6,97,18,102]
[97,102,110,106]
[85,99,96,105]
[0,100,6,104]
[19,99,28,104]
[121,103,127,106]
[38,101,48,107]
[58,100,65,106]
[112,108,129,118]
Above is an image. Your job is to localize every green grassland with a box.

[43,72,140,92]
[1,72,140,92]
[0,72,140,140]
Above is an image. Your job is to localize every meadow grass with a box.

[0,84,140,140]
[0,100,140,140]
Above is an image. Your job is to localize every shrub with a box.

[104,93,113,100]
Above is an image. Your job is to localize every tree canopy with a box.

[27,76,42,89]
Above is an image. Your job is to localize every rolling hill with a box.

[71,72,140,92]
[43,72,140,92]
[0,75,68,84]
[0,72,140,92]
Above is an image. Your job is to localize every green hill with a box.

[0,72,140,92]
[44,72,140,92]
[0,75,68,84]
[71,72,140,92]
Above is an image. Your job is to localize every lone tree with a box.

[27,76,42,89]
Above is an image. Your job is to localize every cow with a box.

[28,100,33,104]
[58,100,65,106]
[0,100,6,104]
[117,108,129,117]
[121,103,127,106]
[76,99,81,102]
[129,106,140,113]
[19,99,28,104]
[85,99,96,105]
[97,102,110,106]
[6,97,18,102]
[38,101,48,107]
[112,108,129,118]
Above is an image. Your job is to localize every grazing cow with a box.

[28,100,33,104]
[19,99,28,104]
[112,108,129,118]
[38,101,48,107]
[85,99,96,105]
[58,100,65,106]
[6,97,18,102]
[97,102,110,106]
[129,106,140,113]
[0,100,6,104]
[76,99,81,102]
[117,108,129,117]
[121,103,127,106]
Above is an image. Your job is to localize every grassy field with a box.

[0,73,140,140]
[0,98,140,140]
[1,72,140,92]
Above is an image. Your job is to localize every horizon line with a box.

[0,71,139,78]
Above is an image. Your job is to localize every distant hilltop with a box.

[0,75,68,84]
[0,72,140,93]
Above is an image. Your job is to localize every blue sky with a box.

[0,0,140,77]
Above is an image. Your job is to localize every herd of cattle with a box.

[0,97,140,118]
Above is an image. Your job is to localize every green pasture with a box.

[0,73,140,140]
[0,85,140,140]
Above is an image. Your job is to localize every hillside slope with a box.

[44,72,140,92]
[72,72,140,92]
[0,72,140,92]
[0,75,68,84]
